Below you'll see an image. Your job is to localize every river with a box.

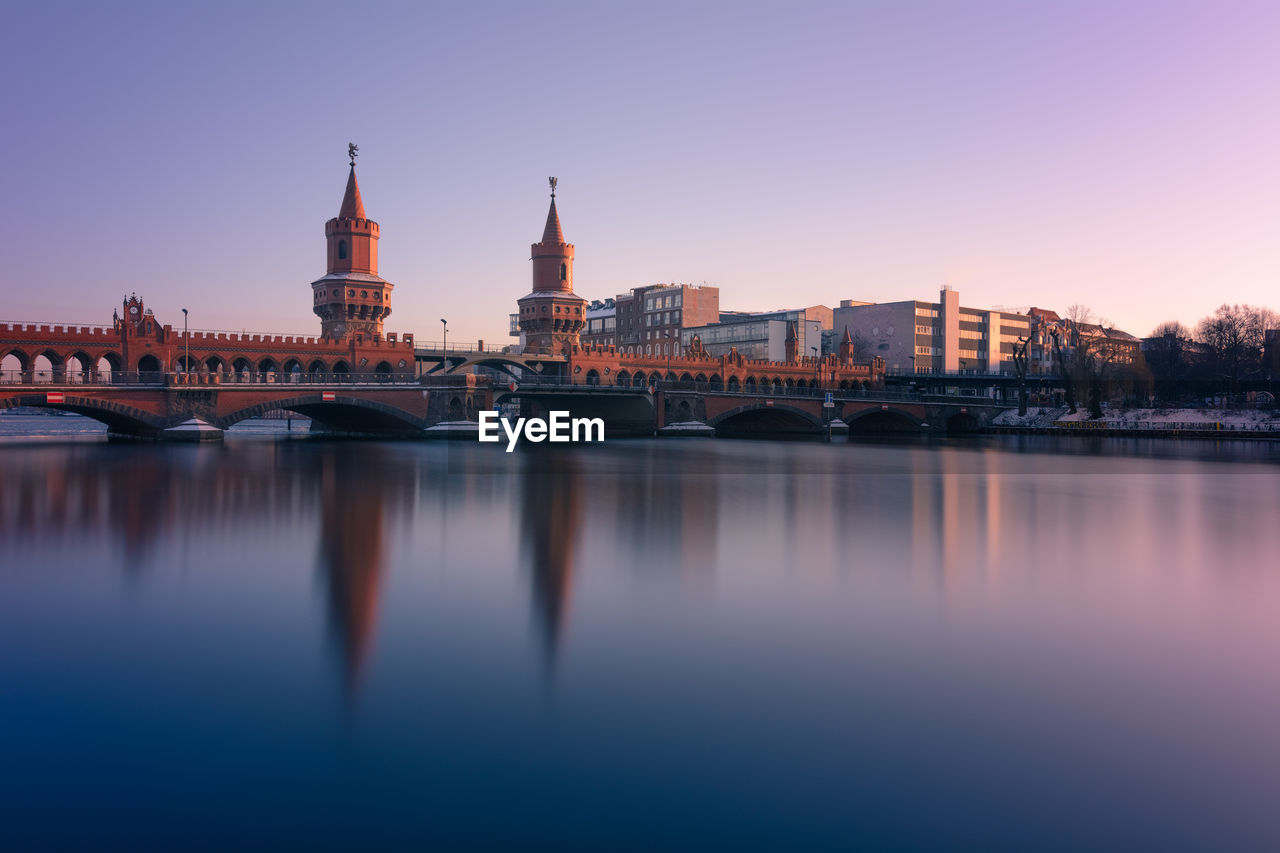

[2,413,1279,849]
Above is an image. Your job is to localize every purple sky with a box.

[3,0,1278,343]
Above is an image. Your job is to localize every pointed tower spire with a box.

[542,177,563,243]
[339,164,365,220]
[785,321,798,362]
[518,176,586,354]
[313,144,393,340]
[839,325,854,362]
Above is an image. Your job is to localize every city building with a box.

[715,306,831,359]
[614,283,719,357]
[582,298,617,348]
[1028,308,1142,370]
[680,318,789,361]
[833,289,1034,375]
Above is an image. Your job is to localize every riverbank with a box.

[989,406,1280,439]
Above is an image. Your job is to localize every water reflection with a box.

[317,448,387,694]
[520,451,583,665]
[4,434,1280,849]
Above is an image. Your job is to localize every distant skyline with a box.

[3,0,1278,343]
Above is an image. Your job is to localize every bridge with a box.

[496,380,1010,437]
[0,372,491,440]
[1,368,1011,440]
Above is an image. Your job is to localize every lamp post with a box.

[664,331,673,385]
[440,318,448,359]
[182,308,189,380]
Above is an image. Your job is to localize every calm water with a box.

[3,415,1280,850]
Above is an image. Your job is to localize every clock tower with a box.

[311,145,395,340]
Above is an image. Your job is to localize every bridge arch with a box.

[631,371,646,387]
[726,376,740,392]
[2,349,30,381]
[0,393,165,436]
[137,354,163,383]
[33,352,62,383]
[218,394,425,435]
[708,402,823,437]
[845,406,923,434]
[203,355,225,375]
[66,351,95,382]
[96,353,122,382]
[945,411,982,433]
[615,370,630,386]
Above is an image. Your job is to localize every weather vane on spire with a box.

[549,176,557,198]
[348,142,359,166]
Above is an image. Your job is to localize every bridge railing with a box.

[415,341,520,355]
[499,379,931,402]
[0,370,425,387]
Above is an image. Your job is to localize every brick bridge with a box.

[0,374,491,439]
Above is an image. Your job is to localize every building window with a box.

[560,263,567,281]
[338,240,348,260]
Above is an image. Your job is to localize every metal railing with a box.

[501,380,931,402]
[415,341,520,355]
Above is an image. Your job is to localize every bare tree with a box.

[1051,306,1141,418]
[1146,320,1193,402]
[1195,304,1275,393]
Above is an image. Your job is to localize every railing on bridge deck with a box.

[414,341,523,356]
[503,379,933,402]
[0,370,426,387]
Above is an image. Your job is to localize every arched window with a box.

[560,263,567,281]
[338,240,348,260]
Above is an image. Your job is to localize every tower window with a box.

[560,263,567,281]
[338,240,348,260]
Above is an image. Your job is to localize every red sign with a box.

[881,404,888,411]
[509,381,518,392]
[765,399,774,407]
[46,392,64,404]
[961,407,967,413]
[322,392,336,402]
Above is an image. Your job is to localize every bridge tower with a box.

[516,178,587,355]
[311,146,395,340]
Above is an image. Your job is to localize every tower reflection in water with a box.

[316,446,388,696]
[519,449,584,668]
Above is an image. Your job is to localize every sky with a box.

[3,0,1278,344]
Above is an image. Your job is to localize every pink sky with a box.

[2,1,1277,343]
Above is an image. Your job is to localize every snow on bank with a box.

[992,406,1280,430]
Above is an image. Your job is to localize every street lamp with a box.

[664,331,674,383]
[440,318,448,357]
[182,308,189,379]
